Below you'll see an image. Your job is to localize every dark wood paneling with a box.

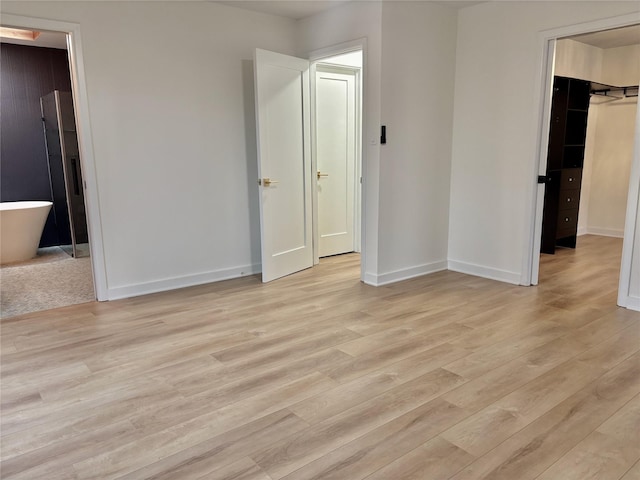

[0,43,73,247]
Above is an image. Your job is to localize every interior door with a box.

[254,49,313,282]
[316,65,356,257]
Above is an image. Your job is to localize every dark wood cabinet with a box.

[541,76,591,254]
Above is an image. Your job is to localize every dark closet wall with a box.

[0,42,73,247]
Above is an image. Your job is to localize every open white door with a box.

[254,49,313,282]
[316,65,357,257]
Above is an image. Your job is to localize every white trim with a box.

[525,12,640,303]
[363,272,378,286]
[310,60,320,266]
[579,227,625,238]
[624,295,640,312]
[308,38,365,63]
[354,67,362,254]
[448,260,521,286]
[524,38,557,287]
[107,264,261,301]
[618,93,640,309]
[363,260,447,287]
[1,14,108,301]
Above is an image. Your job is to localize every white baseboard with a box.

[107,263,262,300]
[577,226,588,236]
[581,227,625,238]
[363,260,448,287]
[447,260,521,285]
[620,295,640,312]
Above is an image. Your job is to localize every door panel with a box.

[254,49,313,282]
[316,67,356,257]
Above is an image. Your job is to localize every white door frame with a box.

[2,14,108,301]
[308,39,366,279]
[524,12,640,310]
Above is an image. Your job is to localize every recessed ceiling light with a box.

[0,27,41,41]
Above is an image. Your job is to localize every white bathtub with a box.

[0,201,53,264]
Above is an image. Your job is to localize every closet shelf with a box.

[590,82,639,99]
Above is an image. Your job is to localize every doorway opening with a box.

[311,49,363,272]
[0,23,99,316]
[253,41,366,284]
[530,19,640,310]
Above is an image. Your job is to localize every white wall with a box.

[449,1,640,285]
[377,1,457,283]
[1,1,297,299]
[586,96,637,237]
[602,44,640,86]
[591,43,640,239]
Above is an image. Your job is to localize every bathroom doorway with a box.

[0,27,95,317]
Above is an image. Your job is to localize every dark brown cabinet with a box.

[541,76,591,254]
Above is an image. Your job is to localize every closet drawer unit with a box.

[560,168,582,190]
[556,209,578,238]
[558,189,580,211]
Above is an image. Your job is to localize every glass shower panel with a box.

[40,90,89,258]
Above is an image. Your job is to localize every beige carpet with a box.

[1,247,95,318]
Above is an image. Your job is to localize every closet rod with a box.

[590,83,638,99]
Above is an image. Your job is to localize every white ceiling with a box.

[569,24,640,49]
[216,0,483,20]
[216,0,348,19]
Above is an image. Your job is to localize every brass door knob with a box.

[317,171,329,179]
[258,178,279,186]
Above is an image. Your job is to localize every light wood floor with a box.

[1,235,639,479]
